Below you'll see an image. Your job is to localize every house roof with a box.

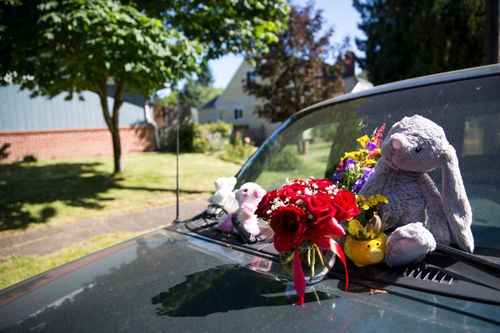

[200,95,219,110]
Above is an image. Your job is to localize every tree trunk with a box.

[110,123,123,174]
[98,79,125,175]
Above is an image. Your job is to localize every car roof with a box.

[297,64,500,118]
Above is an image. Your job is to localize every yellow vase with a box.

[344,233,387,267]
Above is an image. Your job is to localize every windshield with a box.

[237,74,500,253]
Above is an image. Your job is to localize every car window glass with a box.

[237,75,500,252]
[254,123,341,188]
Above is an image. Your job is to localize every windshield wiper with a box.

[436,244,500,273]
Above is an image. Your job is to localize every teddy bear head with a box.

[235,182,266,207]
[381,115,449,173]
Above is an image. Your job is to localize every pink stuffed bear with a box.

[217,182,267,241]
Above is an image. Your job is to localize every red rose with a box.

[270,205,307,252]
[280,182,306,203]
[255,190,277,218]
[332,189,361,221]
[303,192,336,224]
[308,178,334,191]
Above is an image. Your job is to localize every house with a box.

[199,52,369,144]
[0,85,155,163]
[199,61,279,144]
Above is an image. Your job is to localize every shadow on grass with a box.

[0,162,204,231]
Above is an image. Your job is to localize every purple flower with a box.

[352,168,375,193]
[363,168,375,179]
[353,178,365,193]
[365,142,377,152]
[345,159,356,170]
[332,173,342,182]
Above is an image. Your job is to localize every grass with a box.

[0,232,140,290]
[0,151,243,290]
[0,152,242,234]
[255,141,332,189]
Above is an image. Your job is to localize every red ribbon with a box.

[292,238,349,305]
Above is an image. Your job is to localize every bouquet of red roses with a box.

[255,177,360,304]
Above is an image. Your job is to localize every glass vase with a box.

[279,241,336,285]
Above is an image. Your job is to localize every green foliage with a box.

[220,132,257,164]
[202,121,232,137]
[244,3,347,122]
[164,121,201,153]
[266,146,302,171]
[0,0,202,98]
[198,121,233,151]
[165,121,233,153]
[353,0,487,85]
[0,0,290,173]
[133,0,290,60]
[162,67,222,109]
[178,81,222,110]
[0,0,290,95]
[160,91,180,108]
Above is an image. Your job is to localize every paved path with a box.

[0,199,208,257]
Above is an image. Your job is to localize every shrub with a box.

[164,120,202,153]
[219,132,256,164]
[163,121,233,153]
[198,121,233,152]
[267,146,302,171]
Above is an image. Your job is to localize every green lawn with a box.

[254,141,333,189]
[0,152,242,290]
[0,232,140,290]
[0,152,242,234]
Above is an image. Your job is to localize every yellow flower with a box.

[356,195,370,210]
[343,151,361,161]
[367,194,389,206]
[356,135,371,148]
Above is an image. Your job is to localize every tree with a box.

[159,66,222,153]
[353,0,486,85]
[159,66,221,110]
[0,0,289,174]
[178,67,222,110]
[244,3,346,122]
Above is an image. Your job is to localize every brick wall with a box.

[0,125,156,163]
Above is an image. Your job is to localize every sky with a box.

[208,0,364,89]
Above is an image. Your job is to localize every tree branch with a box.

[98,77,113,130]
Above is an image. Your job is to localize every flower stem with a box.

[311,245,316,279]
[307,246,311,267]
[314,243,328,269]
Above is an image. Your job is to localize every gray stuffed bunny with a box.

[359,115,474,266]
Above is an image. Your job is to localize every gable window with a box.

[246,71,257,88]
[234,108,244,120]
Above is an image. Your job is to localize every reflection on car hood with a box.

[0,225,499,332]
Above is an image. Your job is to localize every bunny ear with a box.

[441,144,474,252]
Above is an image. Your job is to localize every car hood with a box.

[0,222,499,332]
